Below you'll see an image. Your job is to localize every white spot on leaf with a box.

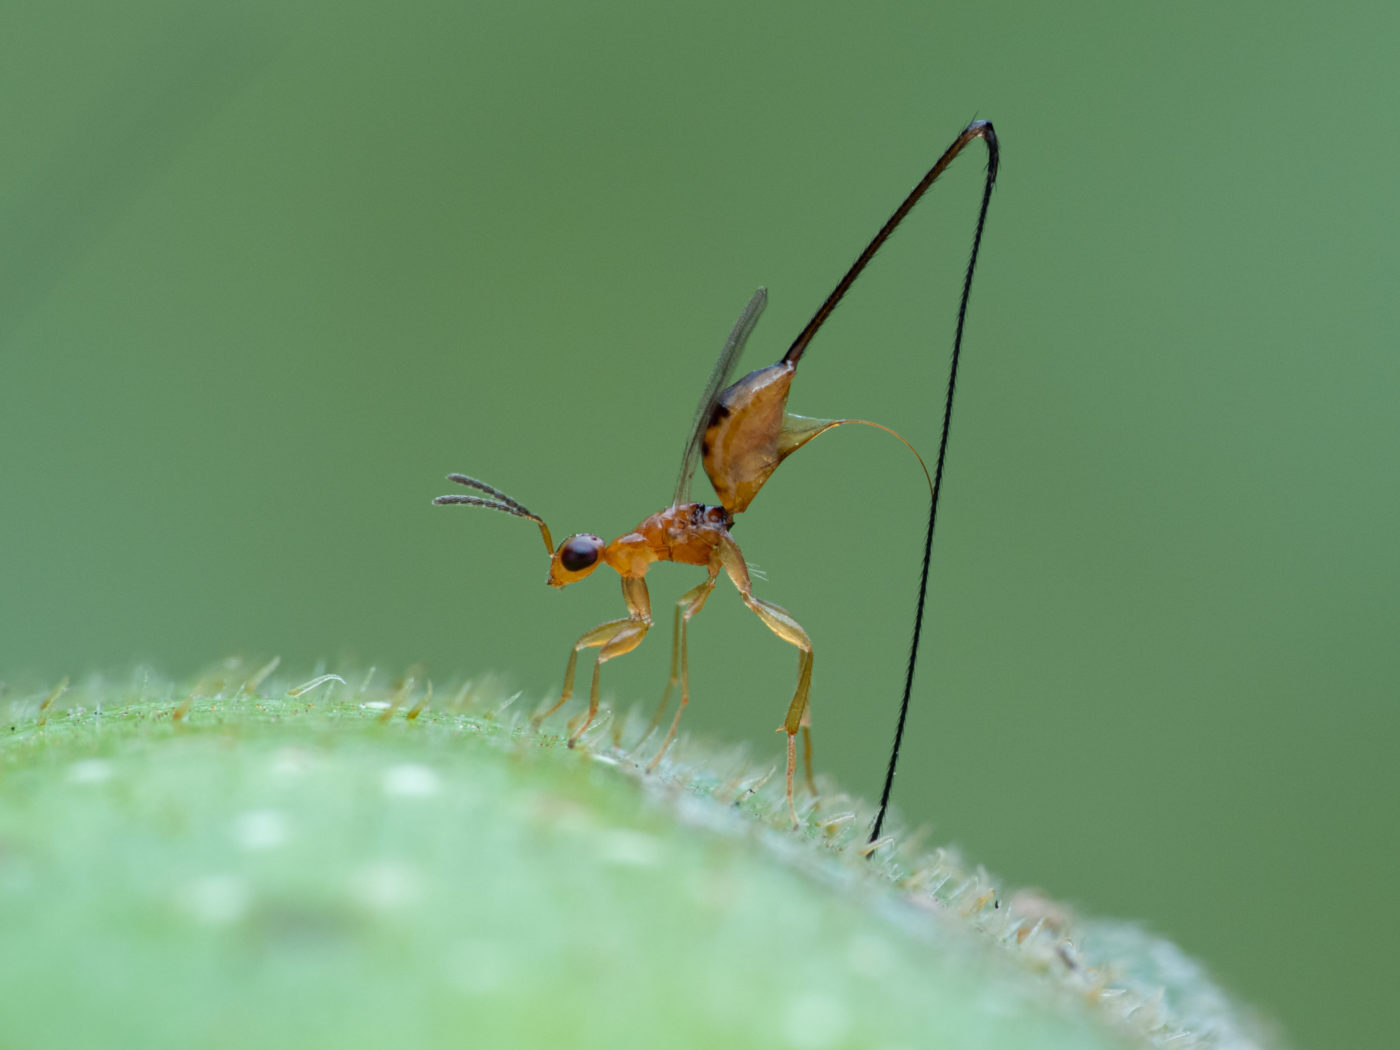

[180,875,250,925]
[233,809,290,850]
[781,991,850,1049]
[381,763,440,798]
[597,829,662,867]
[67,758,114,784]
[349,861,420,911]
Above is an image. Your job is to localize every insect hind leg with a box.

[717,535,816,826]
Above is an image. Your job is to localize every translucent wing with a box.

[672,287,767,506]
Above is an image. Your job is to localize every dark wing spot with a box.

[700,440,710,458]
[707,402,731,426]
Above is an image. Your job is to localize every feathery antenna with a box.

[433,474,555,553]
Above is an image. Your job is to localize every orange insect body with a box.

[435,120,998,835]
[610,503,735,575]
[549,503,734,587]
[702,361,843,514]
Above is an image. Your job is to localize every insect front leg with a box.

[534,575,653,747]
[717,535,816,827]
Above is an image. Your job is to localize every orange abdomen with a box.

[702,362,796,513]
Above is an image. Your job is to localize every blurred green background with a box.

[3,1,1396,1045]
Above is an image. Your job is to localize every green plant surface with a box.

[0,668,1274,1050]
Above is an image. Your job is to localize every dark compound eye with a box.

[559,536,601,573]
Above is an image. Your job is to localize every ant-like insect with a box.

[436,120,997,840]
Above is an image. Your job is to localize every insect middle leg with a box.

[534,576,652,747]
[636,566,720,772]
